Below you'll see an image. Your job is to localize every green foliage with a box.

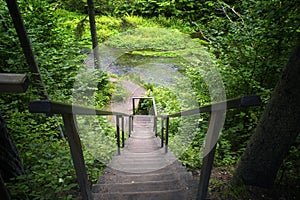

[3,111,76,199]
[1,0,300,197]
[105,27,189,50]
[195,0,300,97]
[72,68,114,108]
[0,1,116,198]
[110,80,130,103]
[0,0,88,101]
[149,87,180,115]
[179,125,207,169]
[149,86,209,169]
[113,0,210,22]
[0,0,27,74]
[114,0,178,18]
[77,115,116,172]
[135,98,153,115]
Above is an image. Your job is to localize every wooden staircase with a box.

[92,115,199,200]
[29,96,261,200]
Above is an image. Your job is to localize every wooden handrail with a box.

[29,100,130,200]
[152,97,158,117]
[158,95,261,200]
[0,73,29,93]
[29,100,129,116]
[165,95,261,118]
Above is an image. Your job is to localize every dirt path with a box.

[109,79,147,115]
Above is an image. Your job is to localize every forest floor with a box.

[206,166,299,200]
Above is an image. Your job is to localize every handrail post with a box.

[129,116,132,137]
[154,116,157,137]
[131,115,134,132]
[132,98,135,115]
[161,117,164,148]
[116,115,121,155]
[197,110,225,200]
[121,115,125,148]
[62,114,92,200]
[165,117,169,153]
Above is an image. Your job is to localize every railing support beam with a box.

[161,118,164,148]
[197,110,225,200]
[165,117,169,153]
[154,116,157,136]
[129,116,132,137]
[132,98,135,115]
[116,115,121,155]
[62,114,92,200]
[121,116,125,148]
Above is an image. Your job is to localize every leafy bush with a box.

[4,111,77,199]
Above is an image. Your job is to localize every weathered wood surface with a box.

[198,110,225,199]
[167,95,261,118]
[0,73,29,93]
[29,100,128,116]
[28,95,261,200]
[94,115,198,200]
[62,114,92,200]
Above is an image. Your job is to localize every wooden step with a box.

[92,179,183,193]
[92,188,188,200]
[93,114,198,199]
[98,172,177,184]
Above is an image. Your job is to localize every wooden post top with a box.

[0,73,29,93]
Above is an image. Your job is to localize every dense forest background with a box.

[0,0,299,199]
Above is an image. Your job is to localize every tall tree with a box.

[87,0,100,69]
[233,40,300,187]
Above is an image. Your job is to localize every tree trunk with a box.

[5,0,48,100]
[233,40,300,187]
[0,113,24,181]
[87,0,100,69]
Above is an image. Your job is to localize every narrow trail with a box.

[109,79,147,115]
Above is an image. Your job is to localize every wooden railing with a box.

[129,95,260,199]
[0,73,29,93]
[29,95,261,200]
[29,101,130,200]
[158,95,261,199]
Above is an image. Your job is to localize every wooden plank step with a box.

[92,179,183,193]
[98,172,177,184]
[92,188,188,200]
[93,113,199,199]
